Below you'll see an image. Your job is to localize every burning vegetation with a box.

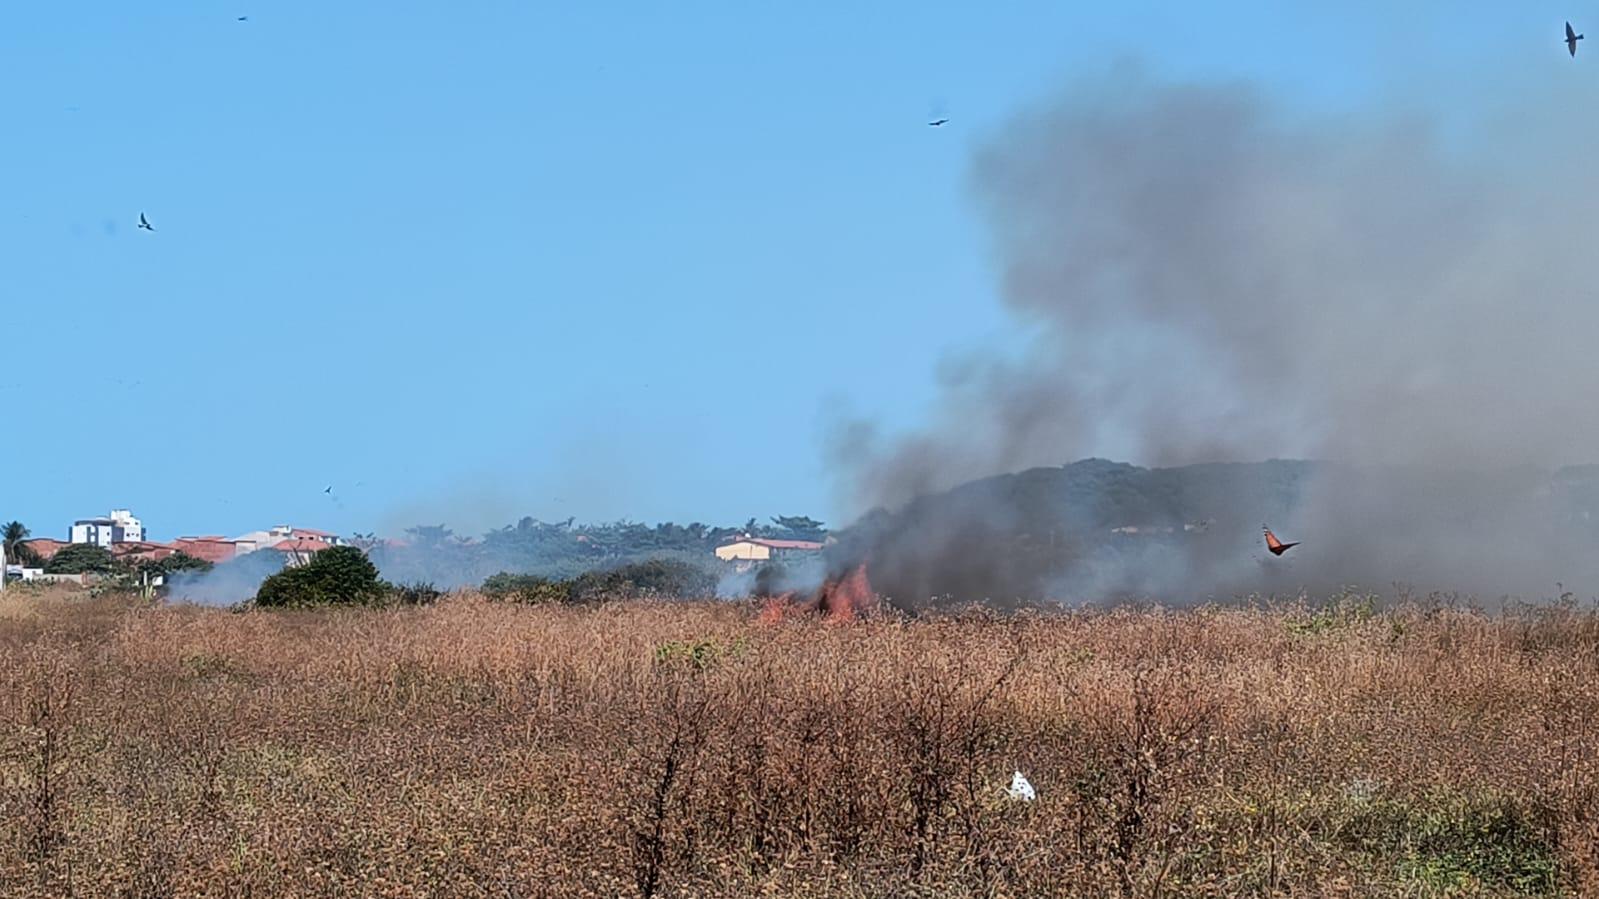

[757,562,877,622]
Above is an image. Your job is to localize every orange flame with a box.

[805,562,877,621]
[754,563,877,624]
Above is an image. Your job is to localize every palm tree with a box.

[2,521,36,567]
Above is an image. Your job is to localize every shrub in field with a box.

[388,581,445,606]
[653,637,747,669]
[567,559,716,602]
[254,546,388,607]
[483,559,717,604]
[1331,791,1559,894]
[135,551,213,577]
[1285,593,1379,636]
[481,572,571,604]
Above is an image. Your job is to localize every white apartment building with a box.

[70,509,144,547]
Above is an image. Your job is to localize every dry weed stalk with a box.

[0,594,1590,896]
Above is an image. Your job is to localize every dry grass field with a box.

[2,587,1598,897]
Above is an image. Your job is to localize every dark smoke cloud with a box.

[832,68,1599,602]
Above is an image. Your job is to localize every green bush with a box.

[389,581,445,606]
[1331,790,1559,894]
[149,550,213,576]
[255,546,389,608]
[654,637,749,670]
[568,558,716,602]
[482,559,717,605]
[1285,593,1378,636]
[482,572,570,604]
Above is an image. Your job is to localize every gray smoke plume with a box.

[833,68,1599,602]
[165,550,287,607]
[714,555,828,599]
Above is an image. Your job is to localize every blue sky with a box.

[1,2,1577,540]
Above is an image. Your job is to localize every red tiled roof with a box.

[110,541,173,554]
[18,538,68,561]
[173,538,239,564]
[110,542,176,561]
[270,538,332,553]
[724,538,826,551]
[290,527,336,538]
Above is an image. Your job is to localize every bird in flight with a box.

[324,486,333,494]
[238,16,248,21]
[927,118,949,127]
[1568,22,1584,57]
[1263,525,1299,557]
[137,213,154,231]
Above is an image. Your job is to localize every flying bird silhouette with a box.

[324,486,333,494]
[238,16,248,21]
[137,213,153,231]
[1569,21,1584,57]
[1263,525,1299,557]
[927,118,949,127]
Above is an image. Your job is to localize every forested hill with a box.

[828,458,1599,606]
[368,515,827,587]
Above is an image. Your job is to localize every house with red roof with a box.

[109,541,178,565]
[269,537,335,566]
[230,526,346,556]
[713,537,826,562]
[172,537,240,565]
[19,538,68,562]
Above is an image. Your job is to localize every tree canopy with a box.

[767,516,827,541]
[44,543,118,574]
[137,551,214,578]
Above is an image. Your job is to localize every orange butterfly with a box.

[1263,525,1299,556]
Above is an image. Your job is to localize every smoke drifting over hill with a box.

[832,70,1599,603]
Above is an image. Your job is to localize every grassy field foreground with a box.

[2,590,1598,897]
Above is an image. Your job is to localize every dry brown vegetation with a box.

[2,588,1598,897]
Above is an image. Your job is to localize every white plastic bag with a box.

[1006,770,1036,802]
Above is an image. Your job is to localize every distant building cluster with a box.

[10,508,345,581]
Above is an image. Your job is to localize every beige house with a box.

[714,537,825,562]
